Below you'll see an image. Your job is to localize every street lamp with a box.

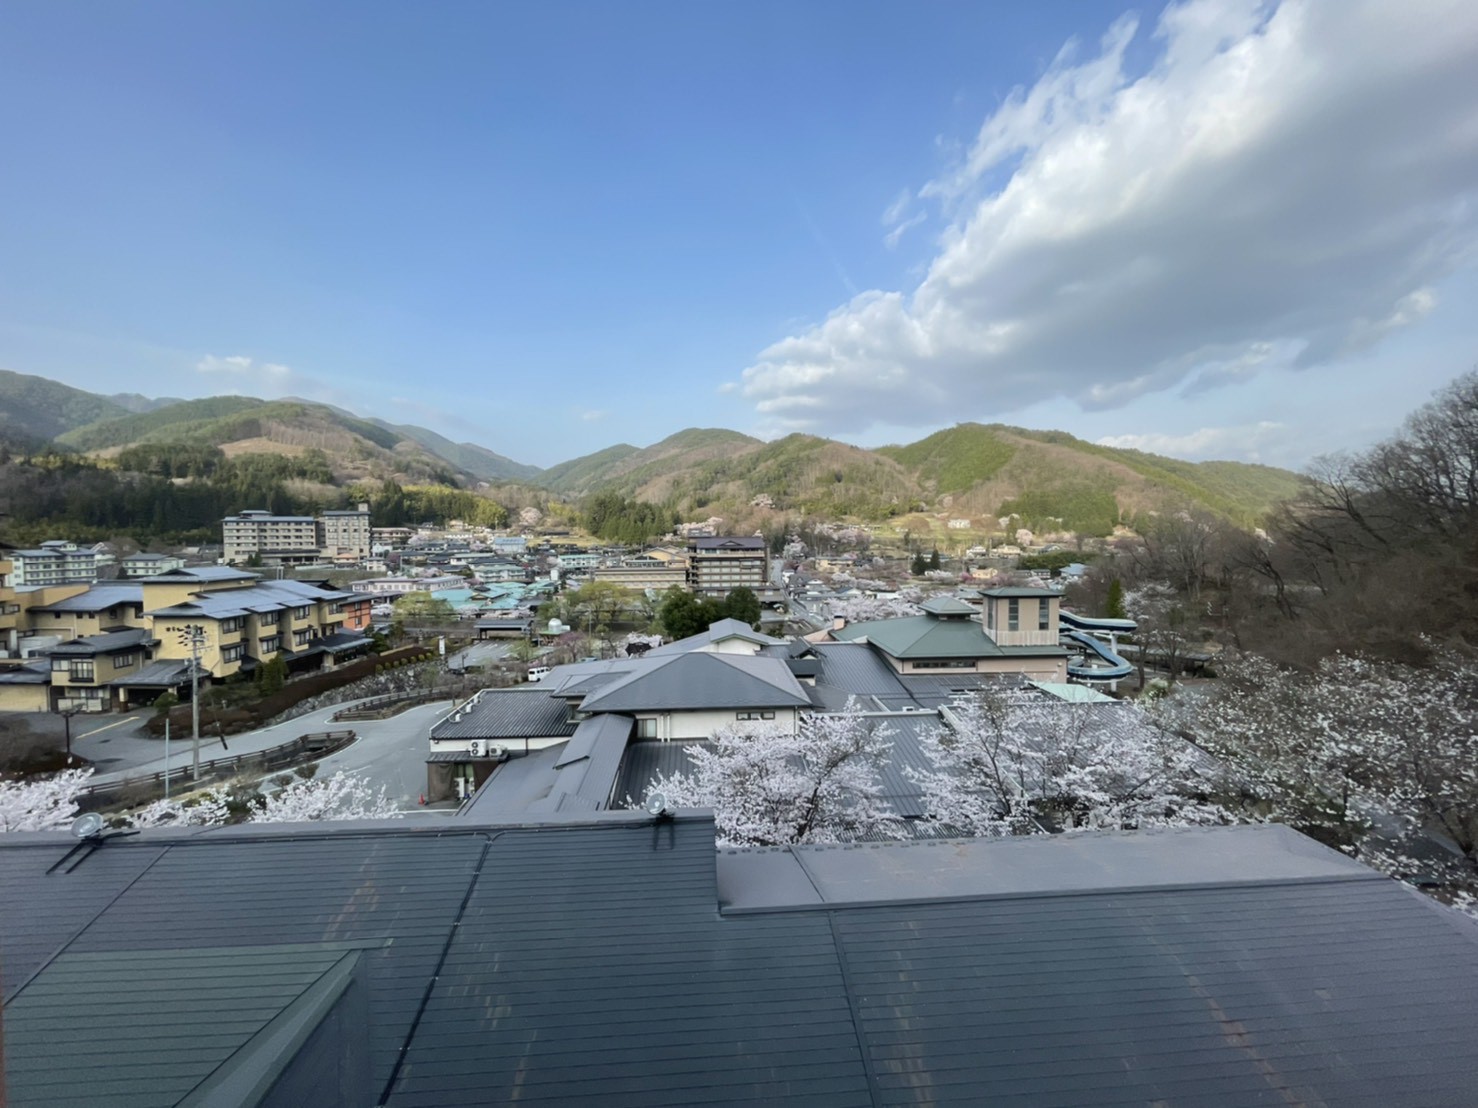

[60,707,79,767]
[177,624,206,780]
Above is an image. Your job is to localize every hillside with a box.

[376,421,543,483]
[540,429,760,496]
[0,369,130,445]
[58,396,467,485]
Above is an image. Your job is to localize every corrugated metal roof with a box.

[611,739,711,806]
[430,688,577,741]
[110,659,193,687]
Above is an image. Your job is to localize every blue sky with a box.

[2,1,1476,470]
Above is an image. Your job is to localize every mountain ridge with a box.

[0,369,1306,531]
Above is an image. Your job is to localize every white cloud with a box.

[1097,420,1292,462]
[577,408,608,422]
[738,0,1478,436]
[196,354,292,381]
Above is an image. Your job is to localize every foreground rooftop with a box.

[3,816,1476,1106]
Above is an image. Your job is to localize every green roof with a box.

[919,596,978,616]
[982,587,1061,598]
[836,610,1069,660]
[5,942,363,1107]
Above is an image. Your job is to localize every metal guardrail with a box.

[78,729,358,808]
[331,693,446,721]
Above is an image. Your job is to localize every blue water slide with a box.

[1061,630,1135,682]
[1058,609,1138,635]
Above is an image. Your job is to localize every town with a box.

[3,0,1478,1104]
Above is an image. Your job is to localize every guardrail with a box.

[77,729,358,810]
[331,693,446,721]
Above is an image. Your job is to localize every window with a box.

[1039,600,1050,631]
[985,603,994,630]
[222,644,244,663]
[220,617,243,634]
[912,659,974,670]
[1008,598,1019,631]
[113,653,136,670]
[293,606,311,620]
[260,636,280,654]
[637,718,657,739]
[294,629,314,646]
[70,661,95,682]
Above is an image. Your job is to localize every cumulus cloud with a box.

[739,0,1478,435]
[1097,420,1293,463]
[196,354,292,381]
[577,408,608,422]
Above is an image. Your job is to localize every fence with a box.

[77,729,358,811]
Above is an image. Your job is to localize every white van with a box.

[527,665,552,682]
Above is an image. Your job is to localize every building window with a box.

[222,644,244,663]
[220,618,243,634]
[1039,600,1050,631]
[637,718,657,739]
[260,636,280,654]
[293,606,310,620]
[986,603,994,630]
[113,653,136,670]
[71,661,95,682]
[294,629,314,646]
[1008,598,1019,631]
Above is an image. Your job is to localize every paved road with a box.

[313,701,455,809]
[81,697,460,812]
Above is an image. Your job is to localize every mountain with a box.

[57,396,467,485]
[373,421,544,483]
[0,369,130,445]
[542,429,761,496]
[2,370,1307,534]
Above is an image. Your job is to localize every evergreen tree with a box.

[910,552,927,576]
[928,549,941,571]
[1105,579,1127,620]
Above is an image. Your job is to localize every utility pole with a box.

[178,624,206,780]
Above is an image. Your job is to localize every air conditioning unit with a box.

[487,745,507,760]
[468,739,486,757]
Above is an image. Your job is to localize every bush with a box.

[152,691,180,717]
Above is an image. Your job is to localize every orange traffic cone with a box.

[418,793,426,806]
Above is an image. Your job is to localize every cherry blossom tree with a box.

[254,771,402,823]
[648,704,902,846]
[1165,649,1478,877]
[0,767,92,831]
[909,688,1226,837]
[830,590,923,622]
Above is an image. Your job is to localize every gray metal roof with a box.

[3,819,1478,1105]
[611,739,711,806]
[5,942,363,1107]
[645,617,784,657]
[46,628,154,656]
[578,652,811,713]
[141,566,259,583]
[110,659,193,687]
[0,661,50,685]
[430,688,577,741]
[538,713,634,810]
[146,579,349,620]
[30,584,143,613]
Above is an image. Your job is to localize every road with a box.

[312,701,454,809]
[82,697,459,812]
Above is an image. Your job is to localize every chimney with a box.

[832,615,847,632]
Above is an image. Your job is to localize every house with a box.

[3,814,1477,1106]
[832,590,1070,682]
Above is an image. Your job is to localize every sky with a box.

[2,0,1476,471]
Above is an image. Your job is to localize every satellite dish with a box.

[71,813,106,840]
[645,791,670,817]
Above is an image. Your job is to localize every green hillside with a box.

[58,395,269,449]
[540,443,642,492]
[876,424,1018,493]
[0,369,129,444]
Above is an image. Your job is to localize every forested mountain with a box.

[0,370,1309,541]
[0,369,130,445]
